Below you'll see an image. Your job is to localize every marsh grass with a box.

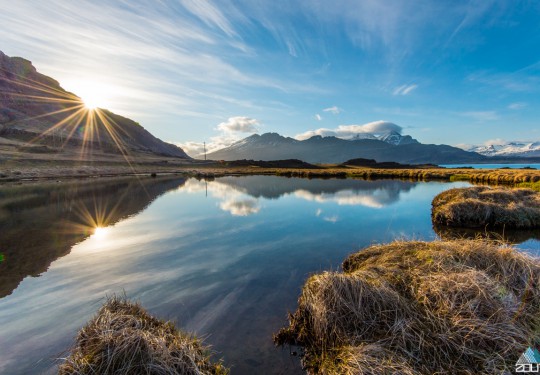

[274,240,540,374]
[432,186,540,228]
[59,296,228,375]
[518,181,540,192]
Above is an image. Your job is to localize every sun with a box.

[82,95,100,110]
[63,79,115,111]
[92,226,109,240]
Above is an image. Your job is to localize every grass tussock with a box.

[59,296,228,375]
[432,186,540,228]
[274,240,540,374]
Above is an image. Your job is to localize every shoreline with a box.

[1,161,539,187]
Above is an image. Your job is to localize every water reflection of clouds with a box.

[184,179,260,216]
[219,199,260,216]
[295,188,396,208]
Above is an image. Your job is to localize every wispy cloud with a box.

[314,114,322,121]
[295,120,401,140]
[483,138,508,146]
[508,102,527,110]
[323,215,339,223]
[393,84,418,96]
[323,106,342,115]
[467,71,539,92]
[461,111,499,121]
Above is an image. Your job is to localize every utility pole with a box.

[203,141,206,160]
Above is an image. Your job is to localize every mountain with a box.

[377,131,419,146]
[467,141,540,158]
[0,50,189,158]
[206,132,485,164]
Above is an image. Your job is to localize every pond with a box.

[0,175,539,374]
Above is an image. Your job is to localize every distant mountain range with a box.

[0,50,189,158]
[206,132,486,164]
[467,141,540,158]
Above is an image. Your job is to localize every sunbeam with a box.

[0,64,137,169]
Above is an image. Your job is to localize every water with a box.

[441,163,540,169]
[0,175,538,374]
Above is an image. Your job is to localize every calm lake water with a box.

[441,163,540,169]
[0,175,539,374]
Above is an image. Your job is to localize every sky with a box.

[1,0,540,156]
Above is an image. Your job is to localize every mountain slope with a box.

[207,132,485,164]
[0,50,189,158]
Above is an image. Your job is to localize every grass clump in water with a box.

[59,295,228,375]
[432,186,540,228]
[274,239,540,374]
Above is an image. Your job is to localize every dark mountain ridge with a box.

[0,50,189,158]
[207,132,486,164]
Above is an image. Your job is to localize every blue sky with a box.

[1,0,539,155]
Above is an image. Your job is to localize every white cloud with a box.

[175,141,206,156]
[323,215,339,223]
[483,138,508,146]
[315,114,322,121]
[508,102,527,110]
[461,111,499,121]
[177,116,260,157]
[217,116,260,133]
[295,120,402,140]
[323,106,342,115]
[393,84,418,96]
[454,143,473,150]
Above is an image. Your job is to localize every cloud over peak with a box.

[217,116,260,133]
[295,120,402,140]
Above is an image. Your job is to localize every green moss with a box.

[449,174,470,181]
[517,181,540,191]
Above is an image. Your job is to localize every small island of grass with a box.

[59,296,228,375]
[432,186,540,229]
[274,240,540,374]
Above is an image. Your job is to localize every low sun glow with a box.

[92,226,109,239]
[62,79,117,111]
[82,95,99,110]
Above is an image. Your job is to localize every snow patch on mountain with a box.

[468,141,540,157]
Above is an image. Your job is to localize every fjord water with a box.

[441,163,540,169]
[0,176,539,374]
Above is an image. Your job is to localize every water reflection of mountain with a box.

[211,176,418,208]
[0,176,186,298]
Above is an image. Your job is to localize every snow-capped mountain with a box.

[468,141,540,157]
[206,132,483,164]
[378,131,419,146]
[345,131,418,145]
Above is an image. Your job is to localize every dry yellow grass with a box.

[432,186,540,228]
[59,296,228,375]
[274,240,540,374]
